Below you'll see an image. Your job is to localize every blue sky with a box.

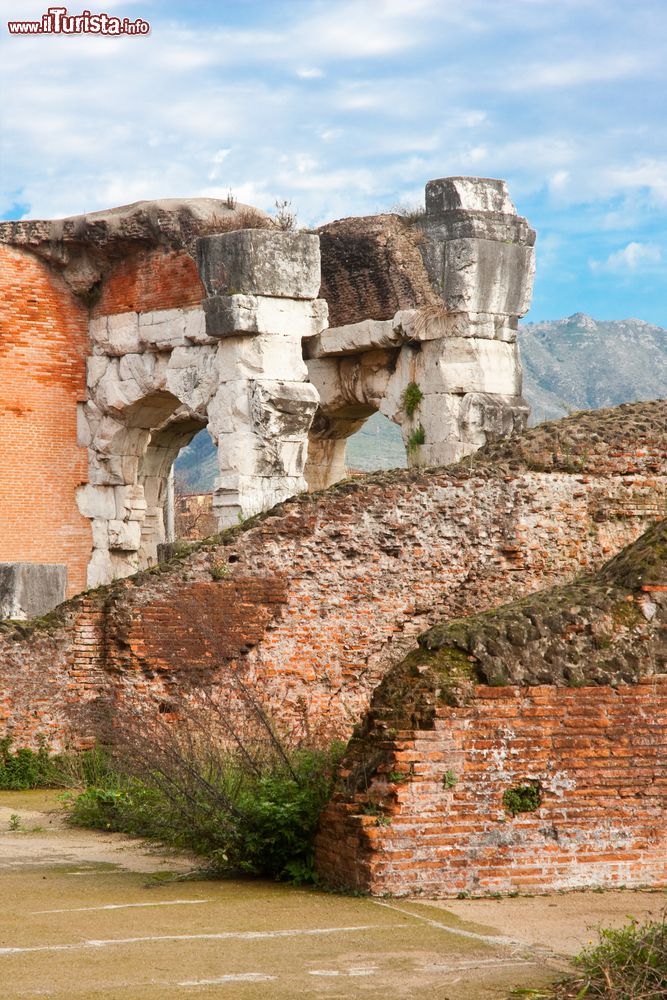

[1,0,666,325]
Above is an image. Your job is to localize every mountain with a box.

[174,314,666,491]
[520,313,666,423]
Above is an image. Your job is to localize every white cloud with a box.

[590,242,662,274]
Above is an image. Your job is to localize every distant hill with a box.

[521,313,666,423]
[174,314,666,491]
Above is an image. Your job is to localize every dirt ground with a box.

[1,791,664,999]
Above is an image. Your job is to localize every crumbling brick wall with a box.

[0,401,665,748]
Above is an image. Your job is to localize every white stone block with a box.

[108,519,142,551]
[77,484,117,520]
[138,308,188,351]
[440,239,535,317]
[416,337,521,396]
[205,295,328,339]
[305,317,401,358]
[216,333,307,381]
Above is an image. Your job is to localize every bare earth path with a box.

[1,792,664,999]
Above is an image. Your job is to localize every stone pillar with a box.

[403,176,534,467]
[197,230,327,527]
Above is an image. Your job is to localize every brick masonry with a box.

[315,679,667,895]
[0,245,91,596]
[0,401,665,749]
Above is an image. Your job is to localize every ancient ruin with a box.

[0,176,533,607]
[1,177,664,898]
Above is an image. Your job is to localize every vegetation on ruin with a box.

[502,781,542,816]
[402,381,424,417]
[407,424,426,452]
[531,913,667,999]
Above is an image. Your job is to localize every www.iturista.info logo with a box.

[7,6,150,35]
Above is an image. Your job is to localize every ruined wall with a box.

[0,402,664,748]
[0,245,91,596]
[315,518,667,895]
[315,679,667,896]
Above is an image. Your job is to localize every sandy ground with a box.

[1,791,663,999]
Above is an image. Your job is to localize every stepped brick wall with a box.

[0,401,665,748]
[0,245,90,596]
[315,679,667,895]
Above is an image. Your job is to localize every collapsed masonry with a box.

[0,176,534,607]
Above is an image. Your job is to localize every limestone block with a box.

[166,345,219,412]
[91,519,109,550]
[204,294,328,339]
[425,177,516,216]
[212,474,307,526]
[0,562,67,620]
[439,239,535,317]
[394,309,517,343]
[304,317,401,358]
[459,391,529,444]
[197,230,321,299]
[250,380,320,440]
[87,548,114,589]
[86,355,110,389]
[118,352,159,393]
[77,484,117,520]
[89,312,141,355]
[216,333,307,382]
[108,519,142,551]
[183,307,212,344]
[306,358,346,411]
[88,451,139,486]
[114,484,147,521]
[416,338,521,397]
[77,402,95,448]
[216,430,308,478]
[138,308,189,352]
[207,380,252,436]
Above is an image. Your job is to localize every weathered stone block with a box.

[204,294,328,339]
[108,519,142,551]
[89,312,141,355]
[305,317,402,358]
[0,562,67,620]
[416,337,521,396]
[425,176,516,216]
[197,230,321,299]
[215,333,307,382]
[439,239,534,316]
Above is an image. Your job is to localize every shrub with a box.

[551,913,667,999]
[68,739,345,883]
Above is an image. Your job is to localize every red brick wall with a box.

[0,246,91,595]
[92,249,204,316]
[315,678,667,895]
[0,464,664,747]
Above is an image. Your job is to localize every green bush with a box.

[536,913,667,999]
[68,742,345,884]
[0,740,113,791]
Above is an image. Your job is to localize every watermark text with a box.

[7,7,150,35]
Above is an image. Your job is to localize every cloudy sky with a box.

[1,0,666,325]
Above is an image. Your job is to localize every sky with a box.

[1,0,666,326]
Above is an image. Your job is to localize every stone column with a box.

[197,230,328,527]
[402,176,534,467]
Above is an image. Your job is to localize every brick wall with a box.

[0,245,91,595]
[0,447,665,747]
[315,679,667,895]
[91,248,204,316]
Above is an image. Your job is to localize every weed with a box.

[8,813,21,830]
[402,382,423,418]
[442,769,458,789]
[503,781,542,816]
[224,190,237,210]
[210,562,230,581]
[407,425,426,453]
[549,912,667,999]
[274,199,297,231]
